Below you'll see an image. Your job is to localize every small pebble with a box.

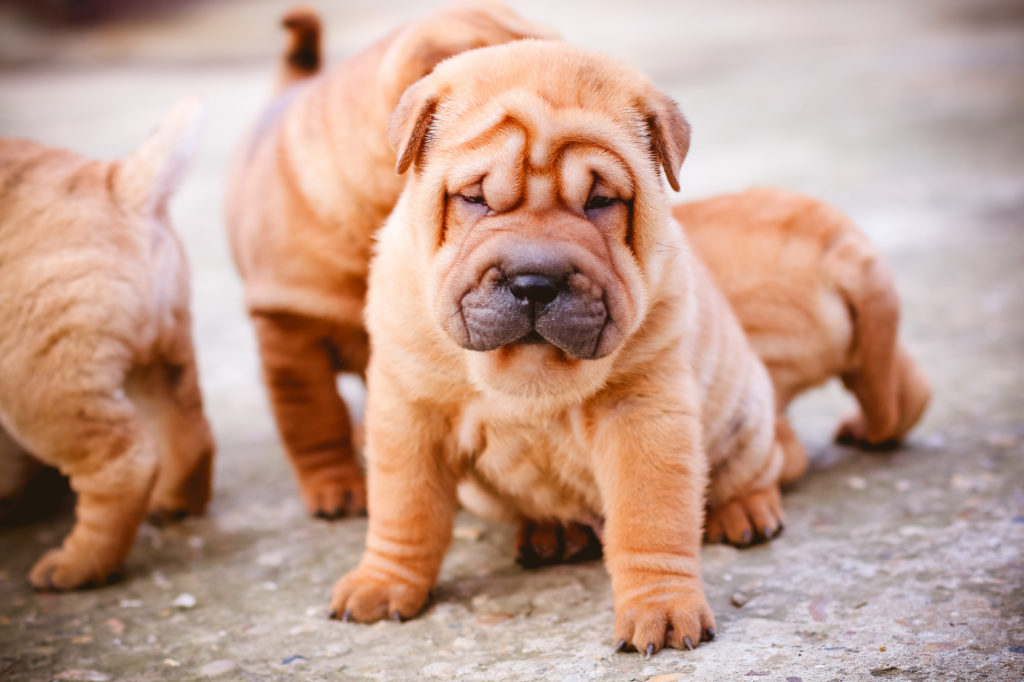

[173,593,197,609]
[847,476,867,490]
[105,618,125,636]
[985,433,1017,448]
[731,592,749,607]
[53,671,111,682]
[452,636,476,651]
[163,659,180,667]
[258,551,285,567]
[648,675,685,682]
[422,662,455,678]
[119,599,143,608]
[71,636,93,644]
[199,660,237,677]
[453,525,485,541]
[474,612,513,626]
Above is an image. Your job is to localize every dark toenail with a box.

[614,639,628,653]
[392,610,402,622]
[704,626,716,641]
[342,609,352,622]
[645,643,655,658]
[327,609,337,620]
[741,529,752,545]
[684,636,694,650]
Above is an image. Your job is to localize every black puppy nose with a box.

[509,274,560,305]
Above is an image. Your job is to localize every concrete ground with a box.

[1,0,1022,679]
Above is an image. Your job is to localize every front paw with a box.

[329,567,429,623]
[29,547,118,591]
[614,580,716,656]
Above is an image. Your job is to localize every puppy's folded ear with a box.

[115,96,205,215]
[389,80,439,176]
[643,93,690,192]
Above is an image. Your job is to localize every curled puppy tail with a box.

[279,6,322,87]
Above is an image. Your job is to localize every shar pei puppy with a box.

[0,99,214,589]
[225,2,556,519]
[329,40,788,655]
[677,188,932,481]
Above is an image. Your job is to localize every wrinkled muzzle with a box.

[446,246,615,359]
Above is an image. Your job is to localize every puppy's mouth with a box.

[448,266,614,360]
[514,330,547,345]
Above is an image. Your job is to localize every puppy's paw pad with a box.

[329,569,427,623]
[706,486,785,547]
[614,585,715,656]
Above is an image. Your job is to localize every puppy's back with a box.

[676,187,881,403]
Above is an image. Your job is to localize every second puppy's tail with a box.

[279,6,322,87]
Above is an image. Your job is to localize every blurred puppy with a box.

[330,41,788,655]
[0,99,214,589]
[225,2,557,519]
[676,188,932,481]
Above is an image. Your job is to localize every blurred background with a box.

[0,1,1021,680]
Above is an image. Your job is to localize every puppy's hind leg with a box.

[140,333,215,524]
[832,256,905,447]
[837,341,931,447]
[26,391,157,590]
[253,312,367,519]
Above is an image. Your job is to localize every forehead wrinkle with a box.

[446,127,526,190]
[555,142,636,199]
[445,89,554,150]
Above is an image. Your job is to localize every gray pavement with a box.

[0,0,1022,680]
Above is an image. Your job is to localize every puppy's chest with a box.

[454,403,600,520]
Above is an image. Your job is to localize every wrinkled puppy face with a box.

[389,41,690,400]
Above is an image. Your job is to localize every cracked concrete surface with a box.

[1,0,1022,679]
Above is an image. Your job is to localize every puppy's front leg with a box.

[329,385,456,622]
[595,399,716,656]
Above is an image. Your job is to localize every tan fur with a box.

[329,41,787,654]
[675,188,932,482]
[0,99,214,590]
[224,2,557,518]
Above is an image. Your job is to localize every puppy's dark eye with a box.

[460,194,488,207]
[585,195,617,211]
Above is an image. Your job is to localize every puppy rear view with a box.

[0,99,214,589]
[225,2,557,519]
[676,189,932,481]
